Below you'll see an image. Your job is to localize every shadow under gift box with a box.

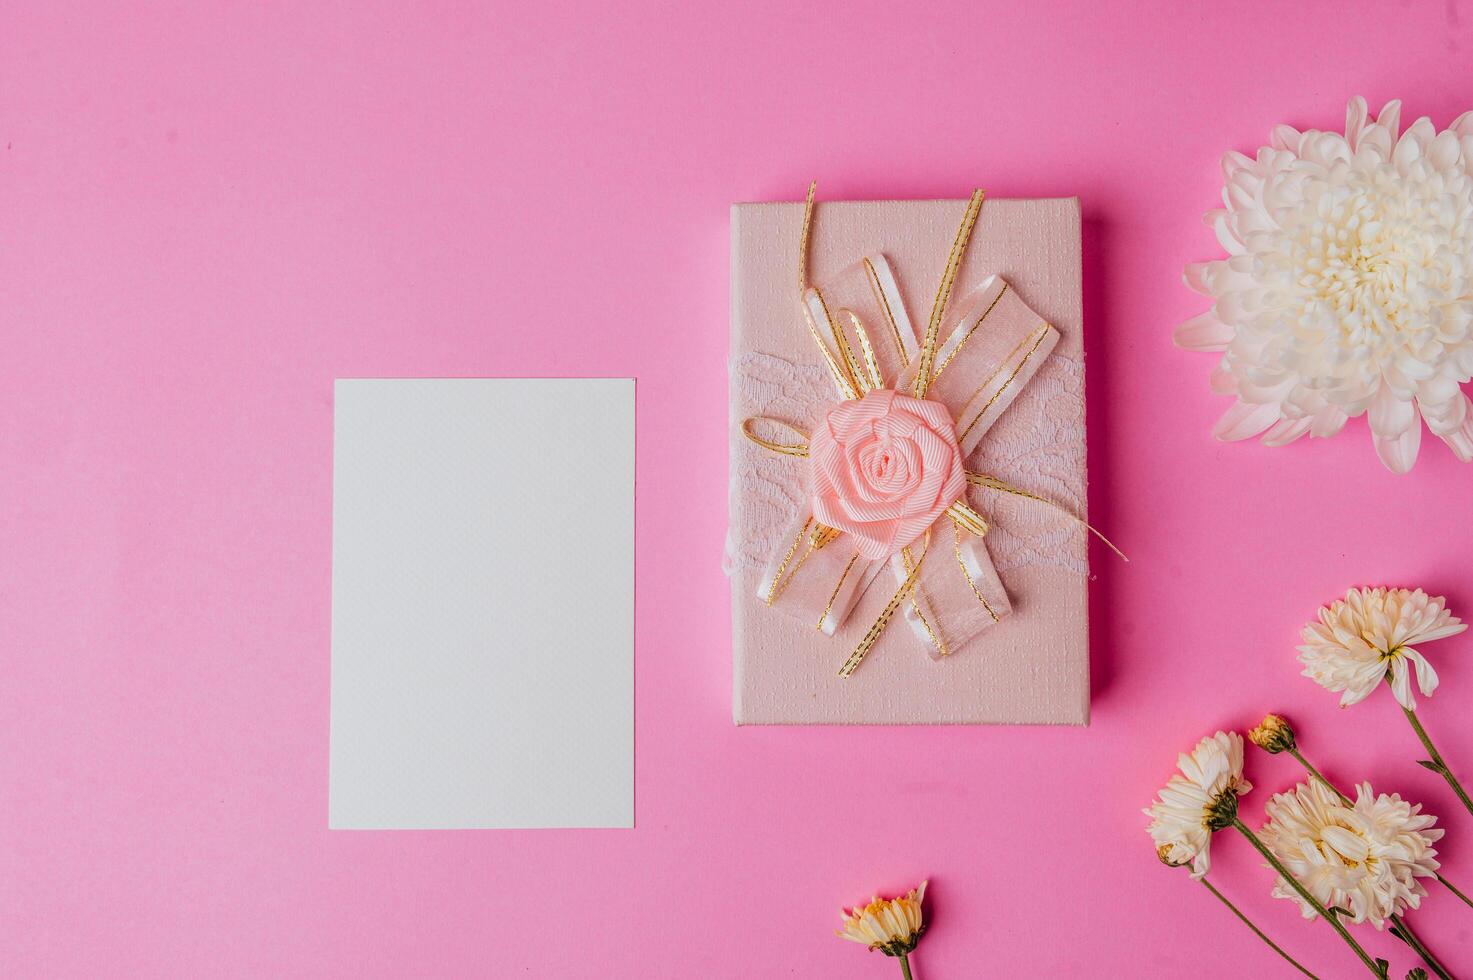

[727,198,1089,725]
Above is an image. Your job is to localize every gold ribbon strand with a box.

[740,417,810,457]
[914,190,985,399]
[798,180,817,293]
[839,532,931,677]
[965,472,1129,562]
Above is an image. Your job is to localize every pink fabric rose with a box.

[808,389,966,560]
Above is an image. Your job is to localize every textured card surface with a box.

[331,378,634,828]
[728,199,1088,725]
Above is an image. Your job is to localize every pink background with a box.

[2,1,1471,976]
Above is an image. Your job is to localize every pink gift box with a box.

[727,198,1089,725]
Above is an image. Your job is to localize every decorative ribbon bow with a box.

[743,185,1122,677]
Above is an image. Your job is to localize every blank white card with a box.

[330,379,634,829]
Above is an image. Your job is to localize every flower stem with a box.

[1391,914,1454,980]
[1435,872,1473,911]
[1403,706,1473,817]
[1288,748,1352,804]
[1233,818,1386,978]
[897,951,914,980]
[1198,877,1318,978]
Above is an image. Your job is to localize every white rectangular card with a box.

[330,378,634,829]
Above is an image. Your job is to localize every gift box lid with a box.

[727,197,1089,725]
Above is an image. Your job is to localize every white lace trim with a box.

[726,351,1087,577]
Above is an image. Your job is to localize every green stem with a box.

[1288,748,1352,804]
[1233,819,1386,978]
[1436,872,1473,911]
[897,951,914,980]
[1391,914,1454,980]
[1403,706,1473,817]
[1199,877,1318,978]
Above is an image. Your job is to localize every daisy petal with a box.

[1214,401,1281,442]
[1374,421,1422,475]
[1175,312,1235,351]
[1406,648,1440,698]
[1388,657,1415,709]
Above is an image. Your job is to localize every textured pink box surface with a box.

[729,198,1089,724]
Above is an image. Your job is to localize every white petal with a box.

[1435,399,1473,461]
[1190,846,1211,880]
[1311,407,1349,438]
[1214,401,1281,442]
[1271,124,1302,153]
[1182,262,1217,296]
[1373,419,1422,474]
[1262,416,1312,447]
[1210,210,1244,255]
[1369,385,1416,439]
[1175,312,1235,351]
[1389,657,1415,709]
[1376,99,1403,137]
[1406,649,1440,698]
[1221,150,1254,181]
[1345,96,1369,147]
[1428,130,1462,170]
[1416,621,1468,642]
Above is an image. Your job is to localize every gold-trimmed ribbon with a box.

[743,184,1122,676]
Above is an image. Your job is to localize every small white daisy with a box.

[1144,731,1253,879]
[1298,587,1465,709]
[1259,779,1443,928]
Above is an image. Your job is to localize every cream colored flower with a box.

[837,881,927,956]
[1298,587,1466,709]
[1144,731,1253,879]
[1177,96,1473,473]
[1248,714,1297,754]
[1259,779,1442,928]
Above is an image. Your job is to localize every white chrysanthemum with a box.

[1299,586,1466,709]
[837,881,927,956]
[1144,731,1252,879]
[1259,779,1442,928]
[1177,96,1473,473]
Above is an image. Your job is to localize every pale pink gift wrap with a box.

[727,198,1088,725]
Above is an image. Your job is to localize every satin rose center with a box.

[808,389,966,560]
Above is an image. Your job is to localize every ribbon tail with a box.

[840,534,931,677]
[883,521,1012,665]
[757,513,885,636]
[897,544,949,660]
[951,523,1011,623]
[966,472,1128,562]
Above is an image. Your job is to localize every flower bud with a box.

[1249,714,1296,754]
[1156,843,1191,868]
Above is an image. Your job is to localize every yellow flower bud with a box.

[1249,714,1296,754]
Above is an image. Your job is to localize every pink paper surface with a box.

[3,2,1472,977]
